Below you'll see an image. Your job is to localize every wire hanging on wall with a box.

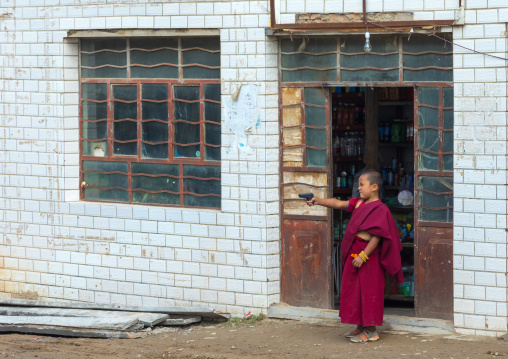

[366,20,508,61]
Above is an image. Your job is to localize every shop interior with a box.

[332,86,415,313]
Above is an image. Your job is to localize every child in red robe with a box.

[306,170,403,343]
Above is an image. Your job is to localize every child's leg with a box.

[365,326,375,332]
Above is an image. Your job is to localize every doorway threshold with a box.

[268,303,453,335]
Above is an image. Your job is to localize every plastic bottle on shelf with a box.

[388,170,394,186]
[332,103,337,127]
[351,132,357,157]
[341,171,347,188]
[354,106,361,125]
[340,133,347,157]
[333,136,340,157]
[384,122,391,142]
[337,102,343,125]
[359,131,364,155]
[391,157,397,172]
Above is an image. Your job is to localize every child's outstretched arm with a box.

[306,197,349,210]
[352,235,381,268]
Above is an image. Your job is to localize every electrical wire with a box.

[367,20,508,61]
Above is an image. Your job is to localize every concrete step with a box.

[268,303,453,335]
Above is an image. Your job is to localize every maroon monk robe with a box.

[339,199,403,327]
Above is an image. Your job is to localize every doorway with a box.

[331,86,415,315]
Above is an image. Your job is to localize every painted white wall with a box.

[0,0,280,316]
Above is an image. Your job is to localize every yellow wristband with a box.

[359,251,369,262]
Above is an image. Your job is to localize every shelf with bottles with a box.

[378,101,413,106]
[379,142,413,148]
[378,87,414,102]
[332,131,365,159]
[378,118,414,144]
[333,187,353,195]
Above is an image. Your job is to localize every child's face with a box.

[358,174,377,200]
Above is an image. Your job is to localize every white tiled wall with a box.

[0,0,280,316]
[452,4,508,335]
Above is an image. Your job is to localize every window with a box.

[80,37,221,208]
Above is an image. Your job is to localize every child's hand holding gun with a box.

[299,193,317,206]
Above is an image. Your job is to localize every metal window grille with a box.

[79,37,221,208]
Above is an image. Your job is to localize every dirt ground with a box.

[1,318,508,359]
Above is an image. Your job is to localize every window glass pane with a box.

[130,40,178,79]
[84,172,129,189]
[82,101,107,122]
[418,129,439,152]
[132,162,178,175]
[113,85,138,156]
[142,84,168,101]
[81,39,127,52]
[183,165,220,178]
[281,53,337,69]
[132,175,179,192]
[82,120,107,140]
[418,152,439,171]
[341,36,398,54]
[204,84,221,102]
[83,160,128,172]
[443,131,453,153]
[418,176,453,222]
[174,86,200,158]
[282,69,337,82]
[444,109,453,130]
[81,52,127,68]
[133,192,180,205]
[183,66,220,79]
[183,49,220,66]
[82,140,108,157]
[183,165,220,207]
[306,128,326,148]
[341,54,398,68]
[304,88,326,106]
[132,163,180,205]
[184,194,220,208]
[80,39,127,79]
[81,67,127,79]
[82,83,107,101]
[341,69,398,82]
[142,102,168,122]
[403,34,452,53]
[443,154,453,171]
[417,106,438,127]
[132,66,179,79]
[130,38,178,50]
[131,49,178,66]
[205,146,220,162]
[403,54,452,68]
[182,37,220,51]
[205,102,220,123]
[82,159,129,202]
[404,69,452,82]
[205,123,220,161]
[142,121,169,159]
[281,37,336,53]
[443,87,453,108]
[306,149,326,167]
[418,88,439,107]
[84,188,129,202]
[305,106,326,127]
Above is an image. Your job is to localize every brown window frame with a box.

[79,37,221,209]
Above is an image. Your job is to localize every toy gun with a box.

[298,193,315,202]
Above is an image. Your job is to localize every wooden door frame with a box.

[279,85,334,308]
